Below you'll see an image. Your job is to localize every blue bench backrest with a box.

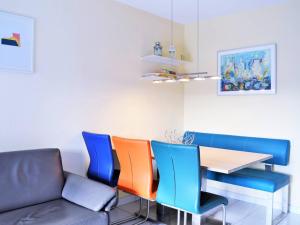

[184,131,290,166]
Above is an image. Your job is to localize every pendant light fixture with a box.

[169,0,176,59]
[141,0,220,83]
[178,0,220,81]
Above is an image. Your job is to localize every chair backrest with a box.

[82,131,115,186]
[185,131,290,166]
[0,149,64,213]
[112,136,155,200]
[151,141,201,214]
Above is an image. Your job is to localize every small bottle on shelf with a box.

[168,45,176,59]
[153,42,163,56]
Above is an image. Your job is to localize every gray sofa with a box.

[0,149,117,225]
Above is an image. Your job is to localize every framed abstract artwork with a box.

[0,11,34,73]
[218,44,276,95]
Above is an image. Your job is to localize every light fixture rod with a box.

[197,0,200,72]
[177,72,208,76]
[171,0,174,46]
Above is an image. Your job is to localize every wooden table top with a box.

[113,146,272,175]
[200,147,272,174]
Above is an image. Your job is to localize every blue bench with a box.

[184,131,290,225]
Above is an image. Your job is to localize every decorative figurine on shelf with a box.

[164,129,195,145]
[154,42,163,56]
[182,131,195,145]
[169,45,176,59]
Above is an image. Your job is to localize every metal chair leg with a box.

[134,198,143,217]
[183,212,187,225]
[222,204,226,225]
[132,200,150,225]
[111,198,143,225]
[177,210,181,225]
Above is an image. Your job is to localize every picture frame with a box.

[0,11,34,73]
[217,44,276,96]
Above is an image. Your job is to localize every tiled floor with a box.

[110,199,300,225]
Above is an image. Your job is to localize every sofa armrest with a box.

[104,195,118,212]
[62,173,116,212]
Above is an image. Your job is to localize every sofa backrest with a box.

[0,149,65,213]
[184,131,290,166]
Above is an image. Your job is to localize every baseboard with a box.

[289,205,300,215]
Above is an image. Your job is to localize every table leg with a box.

[201,168,208,191]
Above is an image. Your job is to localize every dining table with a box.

[193,146,273,225]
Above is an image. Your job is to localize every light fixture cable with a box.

[171,0,174,47]
[197,0,200,73]
[169,0,176,82]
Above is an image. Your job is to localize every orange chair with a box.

[112,136,157,224]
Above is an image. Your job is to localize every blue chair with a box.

[151,140,228,225]
[184,131,290,225]
[82,131,119,187]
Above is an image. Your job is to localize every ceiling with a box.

[115,0,287,24]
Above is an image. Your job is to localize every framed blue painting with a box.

[218,44,276,95]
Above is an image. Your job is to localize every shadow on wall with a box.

[60,150,88,176]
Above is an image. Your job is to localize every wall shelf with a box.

[141,55,187,66]
[141,72,175,81]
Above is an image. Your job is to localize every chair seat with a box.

[198,192,228,214]
[207,168,290,193]
[88,169,120,187]
[118,179,157,201]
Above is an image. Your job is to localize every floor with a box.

[110,199,300,225]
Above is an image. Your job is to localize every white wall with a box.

[183,0,300,213]
[0,0,184,175]
[1,0,299,214]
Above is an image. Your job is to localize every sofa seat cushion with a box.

[207,168,290,193]
[0,199,108,225]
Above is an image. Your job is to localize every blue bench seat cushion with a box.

[207,168,290,193]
